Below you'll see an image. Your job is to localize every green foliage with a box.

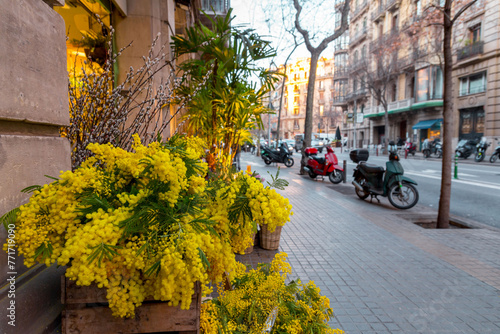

[171,9,280,170]
[266,169,289,190]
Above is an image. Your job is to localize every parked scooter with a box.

[303,146,344,184]
[350,143,419,209]
[404,140,417,157]
[455,139,478,159]
[475,137,490,162]
[490,138,500,163]
[422,138,442,158]
[261,143,294,167]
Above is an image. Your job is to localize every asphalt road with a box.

[246,149,500,228]
[335,151,500,228]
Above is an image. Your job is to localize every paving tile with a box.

[234,153,500,334]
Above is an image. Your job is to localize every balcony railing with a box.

[345,89,367,101]
[331,96,348,105]
[351,0,368,21]
[371,1,386,22]
[364,98,414,115]
[201,0,230,13]
[350,28,368,47]
[457,41,484,61]
[349,61,367,73]
[334,67,349,78]
[386,0,401,12]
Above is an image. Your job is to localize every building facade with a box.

[343,0,500,152]
[344,0,446,150]
[452,0,499,153]
[265,57,343,142]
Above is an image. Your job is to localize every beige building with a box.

[266,57,343,142]
[344,0,445,150]
[343,0,500,151]
[452,0,500,153]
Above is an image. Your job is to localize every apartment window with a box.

[415,67,429,102]
[416,0,422,15]
[353,79,358,92]
[319,80,324,89]
[293,108,300,115]
[320,105,324,116]
[459,72,487,96]
[294,96,300,105]
[293,119,300,129]
[470,24,481,43]
[363,18,367,31]
[319,92,324,101]
[392,14,398,30]
[354,50,359,63]
[361,45,367,59]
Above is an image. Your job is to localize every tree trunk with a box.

[300,53,320,174]
[384,104,389,154]
[437,5,453,229]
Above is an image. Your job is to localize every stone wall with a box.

[0,0,70,333]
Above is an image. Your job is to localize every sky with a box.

[230,0,337,67]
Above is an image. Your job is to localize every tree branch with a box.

[452,0,479,24]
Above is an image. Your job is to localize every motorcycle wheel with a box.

[284,157,294,168]
[411,151,415,156]
[423,149,430,158]
[475,152,485,162]
[354,176,370,200]
[388,183,419,210]
[490,153,499,163]
[329,170,343,184]
[308,170,317,179]
[263,157,272,165]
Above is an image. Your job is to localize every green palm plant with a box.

[172,9,279,174]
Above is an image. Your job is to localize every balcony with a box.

[351,0,368,21]
[386,0,401,12]
[331,96,348,106]
[349,61,367,73]
[364,98,414,116]
[457,41,484,61]
[201,0,230,14]
[371,1,386,22]
[333,66,349,78]
[345,89,367,101]
[350,28,368,47]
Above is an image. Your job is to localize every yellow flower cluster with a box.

[200,253,344,334]
[6,134,294,319]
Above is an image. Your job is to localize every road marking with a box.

[404,171,500,191]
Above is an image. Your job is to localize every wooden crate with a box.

[61,276,200,334]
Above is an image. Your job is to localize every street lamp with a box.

[268,102,274,145]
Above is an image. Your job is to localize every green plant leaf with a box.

[0,207,19,231]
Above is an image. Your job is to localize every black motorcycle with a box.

[261,143,294,167]
[455,139,478,159]
[490,138,500,163]
[350,144,419,210]
[422,138,442,158]
[475,137,490,162]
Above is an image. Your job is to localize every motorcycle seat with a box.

[359,163,384,173]
[313,157,326,164]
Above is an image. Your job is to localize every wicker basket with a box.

[259,225,282,250]
[244,232,257,254]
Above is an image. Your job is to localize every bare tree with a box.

[352,31,401,152]
[292,0,350,173]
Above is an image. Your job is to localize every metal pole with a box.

[343,160,347,183]
[454,153,458,179]
[353,99,357,149]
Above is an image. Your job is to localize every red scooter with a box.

[304,146,344,184]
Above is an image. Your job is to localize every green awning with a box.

[412,119,443,130]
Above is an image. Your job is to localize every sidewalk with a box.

[238,152,500,334]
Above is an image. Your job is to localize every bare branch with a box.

[452,0,479,24]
